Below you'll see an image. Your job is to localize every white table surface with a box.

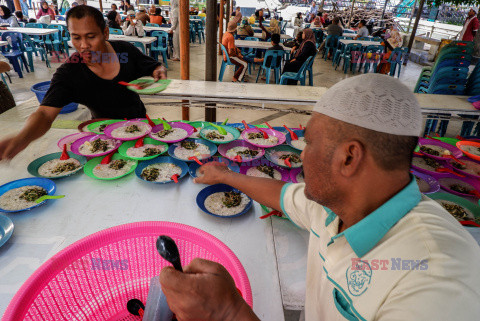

[339,39,382,46]
[0,120,285,320]
[235,39,289,51]
[144,26,170,33]
[0,40,7,47]
[253,33,291,39]
[2,27,58,36]
[51,20,67,26]
[109,34,156,44]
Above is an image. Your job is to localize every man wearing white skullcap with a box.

[158,74,480,321]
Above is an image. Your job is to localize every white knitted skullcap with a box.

[313,74,422,136]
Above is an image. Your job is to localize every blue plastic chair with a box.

[133,42,145,54]
[44,26,65,56]
[189,21,196,43]
[334,43,362,73]
[255,50,283,84]
[22,33,51,71]
[1,32,29,78]
[305,51,316,85]
[109,28,123,35]
[146,23,159,27]
[47,25,70,56]
[332,40,346,66]
[361,45,383,73]
[25,23,45,28]
[243,37,259,74]
[151,31,169,68]
[323,35,339,61]
[218,43,236,82]
[280,56,312,86]
[388,47,409,77]
[194,20,205,44]
[56,15,66,21]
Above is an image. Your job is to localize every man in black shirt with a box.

[0,5,166,160]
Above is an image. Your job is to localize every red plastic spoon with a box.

[435,167,465,177]
[171,174,179,183]
[468,190,480,198]
[265,122,274,130]
[134,137,144,148]
[145,114,156,127]
[242,120,250,129]
[118,81,142,90]
[460,220,480,227]
[283,125,298,140]
[188,156,203,165]
[258,128,269,139]
[299,124,305,130]
[60,144,70,160]
[425,135,440,140]
[413,152,424,157]
[260,210,282,219]
[284,157,292,168]
[444,154,465,165]
[233,155,242,163]
[101,152,115,164]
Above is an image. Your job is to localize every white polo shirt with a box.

[280,179,480,320]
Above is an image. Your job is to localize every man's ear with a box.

[337,140,365,178]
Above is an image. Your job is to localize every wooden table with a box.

[0,119,285,320]
[339,39,382,46]
[235,40,289,51]
[1,27,58,36]
[253,33,291,40]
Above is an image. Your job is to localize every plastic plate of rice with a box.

[196,184,252,218]
[28,152,87,179]
[168,138,217,162]
[83,154,138,180]
[135,156,189,184]
[0,178,57,213]
[189,156,241,179]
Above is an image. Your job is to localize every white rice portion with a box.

[202,129,234,142]
[126,144,166,158]
[195,167,203,178]
[155,128,188,141]
[0,186,47,211]
[246,167,282,180]
[411,157,439,171]
[204,192,250,216]
[291,137,306,150]
[92,160,136,179]
[110,123,149,138]
[269,151,302,168]
[296,171,305,183]
[435,199,475,220]
[455,159,480,176]
[225,146,261,160]
[246,135,279,146]
[38,159,82,177]
[78,139,117,156]
[438,177,475,193]
[415,176,430,193]
[189,131,201,139]
[420,144,451,156]
[173,143,211,160]
[461,145,480,156]
[142,163,182,182]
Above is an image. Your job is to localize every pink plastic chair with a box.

[3,221,253,320]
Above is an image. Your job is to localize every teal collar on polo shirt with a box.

[325,176,422,258]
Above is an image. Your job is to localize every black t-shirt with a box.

[41,40,161,119]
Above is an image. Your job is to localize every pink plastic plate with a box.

[289,167,304,183]
[57,132,95,151]
[240,128,286,148]
[418,137,463,161]
[70,134,122,157]
[103,120,152,141]
[149,122,195,143]
[217,140,265,163]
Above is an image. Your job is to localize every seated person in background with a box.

[36,1,55,21]
[119,0,127,12]
[354,19,369,39]
[149,4,156,15]
[313,15,322,27]
[0,6,20,27]
[256,33,283,67]
[198,7,206,18]
[318,16,342,52]
[282,28,316,84]
[136,6,150,26]
[0,5,167,161]
[289,31,303,56]
[322,12,331,26]
[28,17,36,23]
[294,12,303,27]
[14,11,28,24]
[107,10,120,29]
[150,8,166,25]
[237,17,254,37]
[110,3,122,26]
[231,6,242,23]
[123,10,144,36]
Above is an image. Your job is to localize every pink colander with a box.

[3,222,253,320]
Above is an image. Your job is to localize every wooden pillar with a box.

[406,0,418,33]
[205,0,217,122]
[179,0,190,120]
[13,0,21,11]
[407,0,425,57]
[347,0,356,28]
[226,0,230,25]
[98,0,103,12]
[218,0,224,55]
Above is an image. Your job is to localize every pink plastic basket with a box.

[3,222,253,321]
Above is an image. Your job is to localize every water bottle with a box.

[143,275,174,321]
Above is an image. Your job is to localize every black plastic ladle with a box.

[156,235,183,272]
[127,298,145,317]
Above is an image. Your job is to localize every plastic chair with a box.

[218,43,236,82]
[305,51,316,85]
[47,25,70,56]
[22,34,51,70]
[133,42,145,54]
[109,28,123,35]
[255,50,283,84]
[25,23,45,28]
[313,29,324,46]
[323,35,339,61]
[44,26,65,57]
[151,31,169,68]
[361,45,383,73]
[243,37,259,74]
[280,56,312,85]
[194,20,205,44]
[334,43,362,72]
[0,32,29,78]
[56,15,66,21]
[146,23,159,27]
[388,47,409,77]
[189,21,196,43]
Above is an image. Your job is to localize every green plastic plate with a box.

[27,152,87,179]
[118,138,169,161]
[127,79,172,95]
[429,192,480,222]
[199,125,241,145]
[86,120,122,135]
[83,153,138,180]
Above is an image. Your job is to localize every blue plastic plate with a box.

[196,184,253,218]
[285,129,306,151]
[167,138,218,162]
[0,178,57,213]
[135,156,189,184]
[0,214,14,248]
[189,156,241,179]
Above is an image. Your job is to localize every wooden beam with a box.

[98,0,103,13]
[407,0,425,57]
[205,0,218,122]
[218,0,224,55]
[179,0,190,120]
[348,0,356,28]
[13,0,21,11]
[226,0,230,26]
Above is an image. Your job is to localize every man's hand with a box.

[160,258,259,321]
[0,136,29,161]
[152,65,167,81]
[194,161,231,185]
